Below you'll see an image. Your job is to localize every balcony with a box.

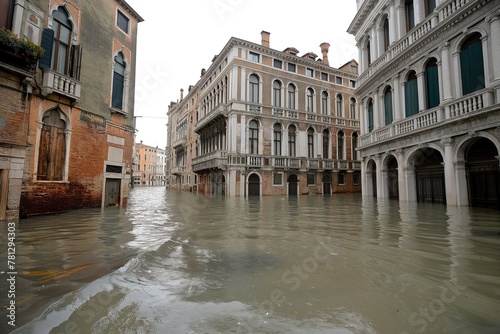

[41,68,81,102]
[192,150,228,172]
[172,137,187,149]
[195,104,227,133]
[358,88,495,148]
[171,166,185,175]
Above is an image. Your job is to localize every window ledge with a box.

[33,180,70,184]
[110,107,128,117]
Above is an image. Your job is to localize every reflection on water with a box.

[1,187,500,333]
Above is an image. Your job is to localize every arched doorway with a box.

[288,174,298,196]
[387,155,399,199]
[415,148,445,204]
[221,175,226,195]
[248,173,260,196]
[322,174,332,195]
[367,159,377,197]
[466,138,499,208]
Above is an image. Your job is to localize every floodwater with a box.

[1,187,500,334]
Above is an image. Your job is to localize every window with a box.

[273,123,282,156]
[306,88,314,113]
[249,120,259,154]
[273,172,283,186]
[336,94,343,117]
[288,63,296,72]
[306,68,314,77]
[404,71,419,117]
[0,0,14,29]
[112,52,126,109]
[249,74,259,103]
[425,58,440,109]
[321,72,328,81]
[350,80,356,88]
[353,171,360,185]
[37,109,67,181]
[338,172,346,185]
[274,59,282,69]
[336,76,343,85]
[368,99,374,132]
[249,51,260,62]
[384,87,393,125]
[273,81,282,107]
[350,98,357,119]
[323,130,329,159]
[116,10,129,34]
[321,92,328,115]
[288,125,296,157]
[405,0,415,32]
[337,131,344,160]
[367,39,371,66]
[51,7,72,74]
[425,0,436,16]
[460,33,485,95]
[307,128,314,158]
[383,17,390,51]
[352,132,358,160]
[287,84,296,109]
[307,173,315,186]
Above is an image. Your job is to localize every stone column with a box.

[375,154,384,199]
[487,11,500,83]
[440,42,454,102]
[417,71,425,112]
[441,137,457,206]
[389,1,396,44]
[373,93,380,130]
[393,74,403,121]
[396,149,407,201]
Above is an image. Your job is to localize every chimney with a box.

[261,30,270,48]
[180,88,184,100]
[320,42,330,66]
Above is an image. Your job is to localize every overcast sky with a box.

[126,0,359,148]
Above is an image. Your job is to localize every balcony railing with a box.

[171,166,185,175]
[358,88,494,148]
[192,150,228,172]
[172,137,187,149]
[41,68,81,102]
[195,104,227,132]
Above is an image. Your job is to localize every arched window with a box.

[273,123,282,156]
[287,84,296,109]
[350,98,357,119]
[425,58,440,109]
[425,0,436,16]
[383,17,390,51]
[288,125,296,157]
[249,120,259,154]
[336,94,343,117]
[112,52,126,109]
[307,128,314,158]
[249,74,259,103]
[273,81,282,107]
[368,99,374,132]
[306,88,314,112]
[321,91,328,115]
[51,6,72,74]
[38,109,67,181]
[384,86,393,125]
[352,132,358,160]
[405,0,415,32]
[404,71,419,117]
[460,33,485,95]
[337,131,344,160]
[322,129,329,159]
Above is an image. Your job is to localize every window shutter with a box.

[426,65,439,108]
[469,42,485,93]
[384,91,393,125]
[39,28,54,69]
[69,45,82,80]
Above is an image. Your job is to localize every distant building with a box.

[0,0,143,219]
[133,141,166,186]
[167,31,361,196]
[348,0,500,208]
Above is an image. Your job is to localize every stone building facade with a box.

[1,0,143,219]
[133,141,166,186]
[167,31,361,197]
[348,0,500,208]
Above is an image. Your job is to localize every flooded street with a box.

[2,187,500,333]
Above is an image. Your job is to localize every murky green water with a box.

[1,187,500,333]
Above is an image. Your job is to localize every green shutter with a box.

[405,78,418,117]
[384,91,393,125]
[426,65,440,109]
[368,103,374,132]
[39,28,54,69]
[461,40,485,95]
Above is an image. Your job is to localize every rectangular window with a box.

[249,51,260,62]
[336,76,343,85]
[338,172,346,185]
[274,59,282,69]
[116,10,130,34]
[0,0,15,30]
[351,66,358,74]
[350,80,356,88]
[273,172,283,186]
[288,63,296,72]
[321,72,328,81]
[306,68,314,77]
[353,172,360,185]
[307,173,315,186]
